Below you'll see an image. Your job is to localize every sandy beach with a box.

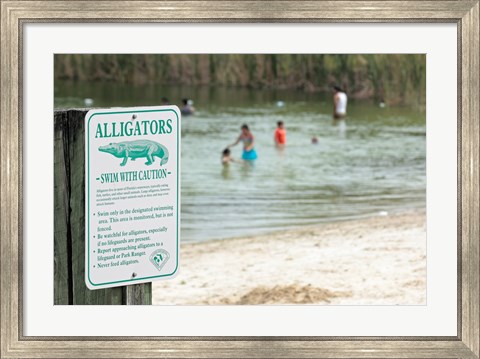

[153,209,426,305]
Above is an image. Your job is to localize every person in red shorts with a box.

[274,121,287,147]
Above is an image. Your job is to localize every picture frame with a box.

[1,1,478,358]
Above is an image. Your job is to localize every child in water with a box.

[221,148,235,165]
[274,121,286,147]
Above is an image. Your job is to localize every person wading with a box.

[332,85,348,131]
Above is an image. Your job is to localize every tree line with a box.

[55,54,425,106]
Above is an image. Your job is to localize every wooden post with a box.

[54,109,152,305]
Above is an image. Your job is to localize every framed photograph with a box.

[1,1,478,358]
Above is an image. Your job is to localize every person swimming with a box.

[181,98,196,115]
[221,148,235,165]
[227,124,258,161]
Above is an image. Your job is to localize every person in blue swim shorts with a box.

[227,124,258,161]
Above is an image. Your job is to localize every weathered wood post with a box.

[54,109,152,305]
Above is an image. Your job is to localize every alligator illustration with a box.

[98,140,169,167]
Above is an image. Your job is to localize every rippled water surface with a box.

[55,82,426,242]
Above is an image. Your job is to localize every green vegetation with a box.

[55,54,425,106]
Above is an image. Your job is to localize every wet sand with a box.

[153,210,426,305]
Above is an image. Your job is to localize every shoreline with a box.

[154,208,426,305]
[182,206,425,245]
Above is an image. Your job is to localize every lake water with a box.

[55,81,426,242]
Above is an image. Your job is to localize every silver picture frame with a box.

[1,1,478,358]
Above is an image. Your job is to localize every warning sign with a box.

[84,106,180,290]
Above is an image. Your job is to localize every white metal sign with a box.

[85,106,180,290]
